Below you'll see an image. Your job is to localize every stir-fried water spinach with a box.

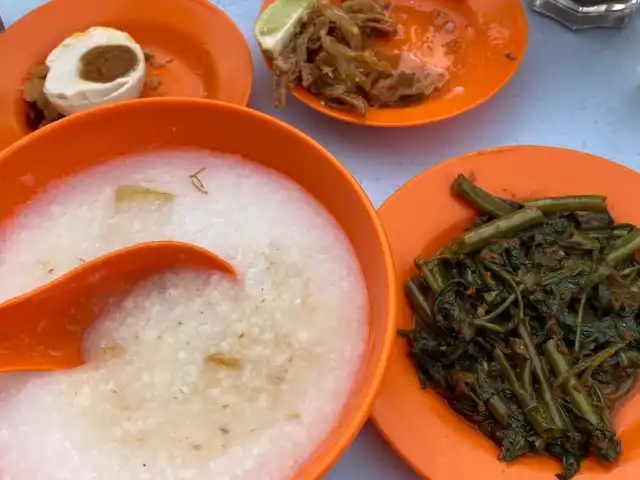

[402,174,640,479]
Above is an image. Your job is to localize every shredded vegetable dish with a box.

[271,0,449,116]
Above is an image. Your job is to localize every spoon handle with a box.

[0,287,97,372]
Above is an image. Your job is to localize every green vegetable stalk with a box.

[451,174,516,218]
[453,207,545,254]
[523,196,607,214]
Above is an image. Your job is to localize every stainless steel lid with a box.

[528,0,639,29]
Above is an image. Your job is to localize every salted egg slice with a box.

[43,26,146,116]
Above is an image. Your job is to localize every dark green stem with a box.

[486,395,512,427]
[553,344,625,389]
[483,263,525,320]
[591,383,612,430]
[404,276,433,326]
[523,195,607,214]
[475,265,522,333]
[476,260,496,287]
[613,371,637,401]
[474,319,517,333]
[415,258,447,294]
[474,287,522,323]
[620,265,640,278]
[494,348,557,437]
[573,293,587,358]
[520,359,533,396]
[517,327,566,430]
[543,340,601,426]
[453,207,545,254]
[591,229,640,285]
[603,229,640,268]
[451,174,516,218]
[580,344,626,386]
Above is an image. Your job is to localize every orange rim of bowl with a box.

[0,0,253,152]
[0,97,398,480]
[372,145,640,480]
[258,0,528,127]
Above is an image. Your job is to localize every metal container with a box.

[528,0,640,29]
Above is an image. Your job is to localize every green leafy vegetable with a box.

[402,174,638,479]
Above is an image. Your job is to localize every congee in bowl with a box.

[0,99,397,480]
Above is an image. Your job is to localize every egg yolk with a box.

[79,45,139,83]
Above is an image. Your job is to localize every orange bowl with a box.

[372,146,640,480]
[0,0,253,151]
[259,0,528,127]
[0,98,398,480]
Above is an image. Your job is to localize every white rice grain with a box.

[0,149,368,480]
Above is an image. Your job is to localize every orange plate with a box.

[0,0,253,151]
[372,146,640,480]
[259,0,527,127]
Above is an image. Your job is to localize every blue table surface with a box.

[1,0,639,478]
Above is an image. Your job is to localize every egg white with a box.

[43,26,147,116]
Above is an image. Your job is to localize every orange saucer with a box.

[259,0,527,127]
[0,0,253,151]
[372,146,640,480]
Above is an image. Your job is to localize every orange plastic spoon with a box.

[0,241,236,373]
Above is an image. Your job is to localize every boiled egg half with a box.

[43,26,146,116]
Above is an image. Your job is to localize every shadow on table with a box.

[324,421,420,480]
